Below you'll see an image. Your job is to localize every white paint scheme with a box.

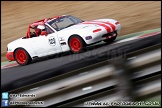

[7,17,121,60]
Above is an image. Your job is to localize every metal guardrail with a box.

[8,44,161,107]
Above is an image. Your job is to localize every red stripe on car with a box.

[91,21,116,31]
[82,22,111,33]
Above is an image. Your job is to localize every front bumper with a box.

[102,30,117,40]
[6,52,15,61]
[85,29,119,45]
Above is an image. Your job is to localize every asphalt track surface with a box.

[1,34,161,92]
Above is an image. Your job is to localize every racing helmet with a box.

[37,25,45,30]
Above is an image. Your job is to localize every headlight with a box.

[115,22,119,25]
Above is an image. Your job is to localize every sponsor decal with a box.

[59,37,65,41]
[85,36,92,40]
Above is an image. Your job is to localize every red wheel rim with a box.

[16,50,27,64]
[70,38,81,52]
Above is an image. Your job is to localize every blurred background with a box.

[1,1,161,62]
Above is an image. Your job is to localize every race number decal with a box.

[48,36,56,46]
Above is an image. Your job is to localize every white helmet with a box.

[37,25,45,30]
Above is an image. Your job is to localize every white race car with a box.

[6,15,121,65]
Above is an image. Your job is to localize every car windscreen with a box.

[48,15,84,31]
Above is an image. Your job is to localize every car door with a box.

[46,33,62,55]
[31,28,62,57]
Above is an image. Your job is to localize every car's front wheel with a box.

[14,48,32,65]
[68,36,86,53]
[104,36,117,43]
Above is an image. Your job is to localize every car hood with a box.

[59,20,117,34]
[61,21,102,31]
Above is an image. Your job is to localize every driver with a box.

[36,25,46,36]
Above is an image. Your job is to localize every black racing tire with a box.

[14,48,32,66]
[68,35,86,53]
[104,36,117,43]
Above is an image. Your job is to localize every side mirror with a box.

[41,31,47,36]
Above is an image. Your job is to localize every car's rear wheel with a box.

[68,36,86,53]
[15,48,32,65]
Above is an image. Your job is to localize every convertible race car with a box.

[6,15,121,65]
